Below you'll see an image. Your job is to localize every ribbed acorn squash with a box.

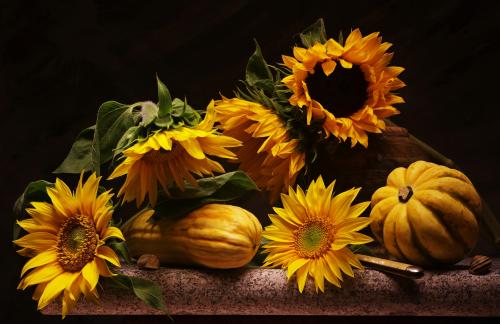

[370,160,481,266]
[122,204,263,269]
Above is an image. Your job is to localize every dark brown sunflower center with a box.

[294,220,334,259]
[57,214,98,272]
[307,63,368,118]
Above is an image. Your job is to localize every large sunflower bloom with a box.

[282,29,405,147]
[14,173,124,317]
[108,101,242,207]
[262,176,373,292]
[215,97,305,203]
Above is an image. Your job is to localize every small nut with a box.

[469,255,492,275]
[137,254,160,270]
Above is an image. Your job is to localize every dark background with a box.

[1,0,499,323]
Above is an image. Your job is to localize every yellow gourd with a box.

[122,204,263,269]
[370,160,481,266]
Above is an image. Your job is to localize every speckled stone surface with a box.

[43,258,500,316]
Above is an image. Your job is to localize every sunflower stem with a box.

[385,119,454,167]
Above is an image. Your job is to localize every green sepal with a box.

[300,18,327,47]
[172,97,201,126]
[155,76,174,128]
[109,274,170,318]
[153,171,259,221]
[338,30,345,46]
[54,126,95,174]
[13,180,53,240]
[112,126,143,163]
[246,40,274,92]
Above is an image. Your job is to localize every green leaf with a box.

[153,171,259,220]
[139,101,159,127]
[110,274,170,317]
[94,101,141,173]
[156,76,172,119]
[13,180,53,240]
[300,18,327,48]
[108,241,132,265]
[54,126,95,174]
[246,40,273,88]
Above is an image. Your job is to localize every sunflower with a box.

[214,97,306,203]
[14,173,124,318]
[108,100,242,207]
[281,29,405,147]
[262,176,372,292]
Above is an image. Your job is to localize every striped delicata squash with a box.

[123,204,262,269]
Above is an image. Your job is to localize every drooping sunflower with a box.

[262,176,373,292]
[282,29,405,147]
[14,173,124,317]
[108,100,242,207]
[215,97,306,203]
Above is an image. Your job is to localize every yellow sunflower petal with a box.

[62,290,78,319]
[37,271,79,310]
[82,259,100,291]
[339,58,353,69]
[287,258,309,279]
[13,232,57,250]
[196,100,216,131]
[18,262,64,290]
[312,259,325,292]
[32,282,48,301]
[321,60,337,76]
[16,219,57,235]
[178,138,205,159]
[321,257,341,288]
[336,217,372,233]
[296,261,311,293]
[101,226,125,241]
[96,246,121,268]
[20,249,58,277]
[95,257,114,277]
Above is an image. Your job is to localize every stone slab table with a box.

[43,258,500,317]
